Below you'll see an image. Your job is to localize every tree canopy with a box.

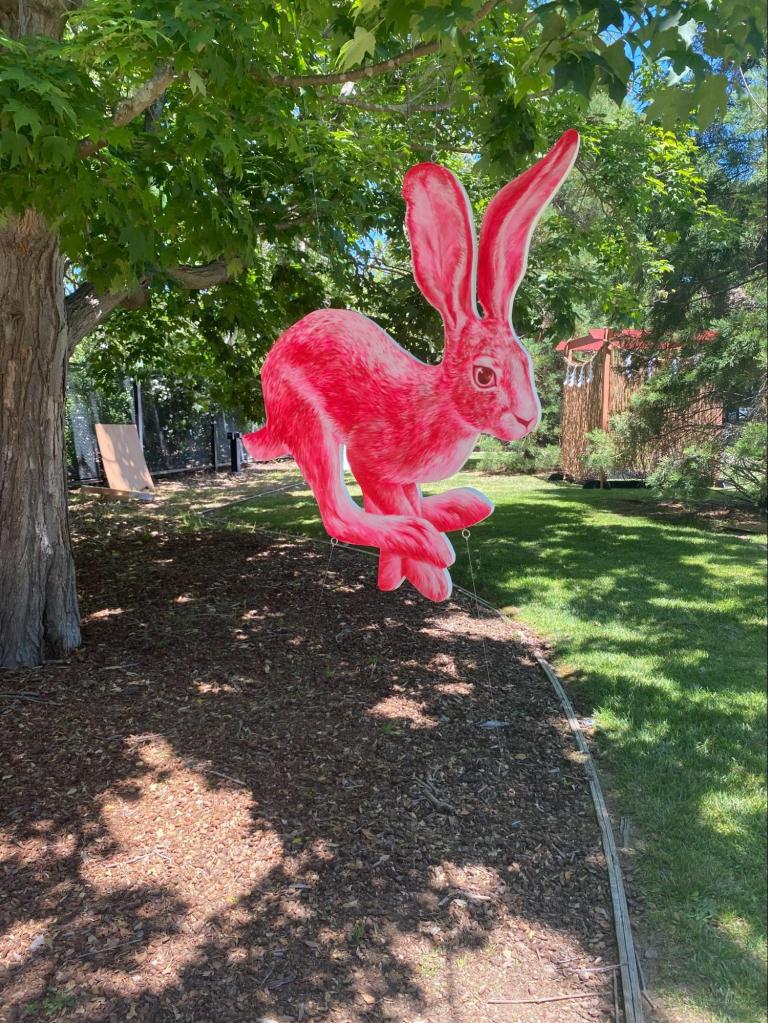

[2,0,765,320]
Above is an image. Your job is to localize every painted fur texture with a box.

[243,130,580,601]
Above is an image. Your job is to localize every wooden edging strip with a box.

[450,581,645,1023]
[534,653,645,1023]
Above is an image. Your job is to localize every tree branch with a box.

[330,96,452,113]
[65,283,137,352]
[113,66,176,127]
[738,65,768,116]
[166,260,234,289]
[79,65,176,158]
[263,0,502,88]
[274,213,315,231]
[66,259,238,347]
[76,0,500,159]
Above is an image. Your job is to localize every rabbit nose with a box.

[514,413,536,428]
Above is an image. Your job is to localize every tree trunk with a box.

[0,0,70,39]
[0,210,81,667]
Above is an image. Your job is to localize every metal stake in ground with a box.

[309,537,338,645]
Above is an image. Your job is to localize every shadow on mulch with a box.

[1,515,617,1023]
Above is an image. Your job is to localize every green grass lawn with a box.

[213,470,767,1023]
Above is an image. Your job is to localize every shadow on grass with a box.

[462,481,767,1019]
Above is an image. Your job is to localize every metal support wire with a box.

[200,478,304,518]
[309,537,338,641]
[461,529,494,691]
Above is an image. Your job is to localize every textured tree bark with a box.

[0,210,81,666]
[0,0,71,39]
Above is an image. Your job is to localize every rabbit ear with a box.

[477,130,579,323]
[402,163,478,330]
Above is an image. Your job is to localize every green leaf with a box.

[0,129,30,167]
[645,87,696,127]
[5,98,43,137]
[553,56,596,99]
[0,67,38,88]
[39,134,73,167]
[597,0,623,31]
[337,26,376,71]
[540,11,566,43]
[188,69,207,96]
[606,71,627,107]
[603,39,633,82]
[694,74,728,125]
[351,0,380,14]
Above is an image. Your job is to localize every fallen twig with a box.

[75,938,143,959]
[566,963,621,974]
[641,989,659,1011]
[414,777,455,813]
[104,849,171,869]
[0,691,49,703]
[258,962,277,988]
[184,761,247,786]
[488,991,600,1005]
[438,889,493,907]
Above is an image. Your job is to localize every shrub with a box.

[583,428,618,479]
[647,444,719,506]
[722,421,767,509]
[475,434,504,452]
[531,444,561,472]
[478,449,527,474]
[475,439,561,475]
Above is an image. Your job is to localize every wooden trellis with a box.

[557,328,723,481]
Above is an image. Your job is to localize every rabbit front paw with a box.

[383,516,455,568]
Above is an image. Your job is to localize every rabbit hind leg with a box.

[282,395,454,568]
[361,489,405,591]
[359,480,453,602]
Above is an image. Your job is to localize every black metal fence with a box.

[66,368,255,485]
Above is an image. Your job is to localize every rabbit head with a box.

[402,130,579,442]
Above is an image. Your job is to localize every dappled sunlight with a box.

[434,681,474,697]
[1,504,622,1021]
[204,469,767,1016]
[82,607,126,623]
[368,695,439,728]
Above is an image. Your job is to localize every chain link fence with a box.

[66,367,255,485]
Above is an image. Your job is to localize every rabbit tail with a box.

[242,425,290,462]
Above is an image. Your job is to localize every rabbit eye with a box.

[473,365,497,389]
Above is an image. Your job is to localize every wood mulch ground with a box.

[1,480,619,1023]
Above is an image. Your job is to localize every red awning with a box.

[556,328,716,353]
[555,328,607,352]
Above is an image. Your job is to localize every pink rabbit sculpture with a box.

[243,130,579,602]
